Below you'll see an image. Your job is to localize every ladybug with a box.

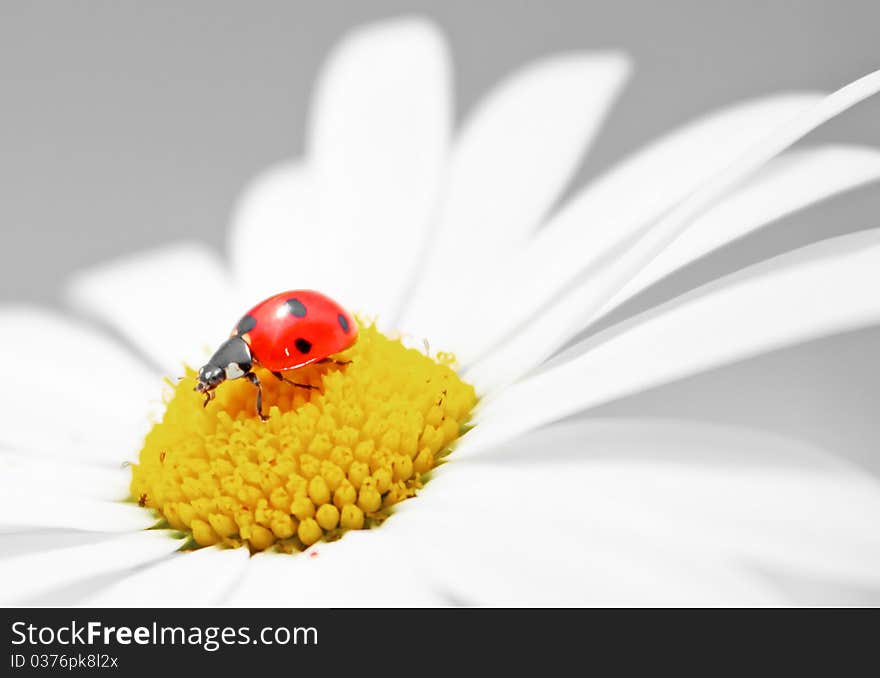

[195,290,357,420]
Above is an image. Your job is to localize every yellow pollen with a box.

[130,324,476,553]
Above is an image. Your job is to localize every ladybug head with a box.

[195,364,225,393]
[195,336,254,394]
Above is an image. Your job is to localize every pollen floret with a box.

[130,324,476,553]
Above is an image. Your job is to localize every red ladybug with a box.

[196,290,358,419]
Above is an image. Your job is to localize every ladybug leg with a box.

[202,390,215,408]
[245,372,269,421]
[271,371,321,392]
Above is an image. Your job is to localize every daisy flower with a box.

[3,18,880,606]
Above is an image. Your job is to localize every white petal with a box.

[226,529,442,607]
[469,68,880,389]
[601,145,880,318]
[757,570,880,606]
[467,229,880,455]
[401,419,880,604]
[228,162,319,302]
[0,488,156,532]
[401,52,630,332]
[0,530,183,605]
[82,546,250,607]
[449,94,822,363]
[304,18,450,322]
[0,307,160,463]
[0,451,131,501]
[0,531,118,560]
[66,241,236,376]
[398,508,783,606]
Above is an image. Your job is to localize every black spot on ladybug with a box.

[285,298,307,318]
[235,314,257,335]
[338,313,350,333]
[295,338,312,354]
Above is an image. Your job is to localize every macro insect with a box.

[196,290,358,420]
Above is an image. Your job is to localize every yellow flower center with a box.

[129,324,476,553]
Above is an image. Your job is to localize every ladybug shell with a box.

[231,290,358,372]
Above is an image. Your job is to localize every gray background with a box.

[1,1,879,474]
